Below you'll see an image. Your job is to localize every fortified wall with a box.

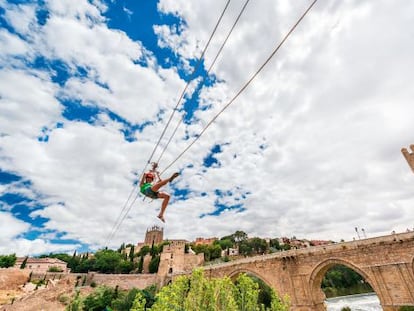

[86,273,158,290]
[158,240,204,285]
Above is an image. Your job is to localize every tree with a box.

[235,273,259,311]
[20,256,28,269]
[191,244,222,262]
[233,231,248,243]
[214,276,238,311]
[216,239,233,251]
[322,265,373,297]
[184,269,213,311]
[129,245,135,262]
[250,237,268,255]
[138,245,150,257]
[150,269,290,311]
[117,243,125,253]
[0,254,16,268]
[111,288,143,311]
[239,240,254,256]
[130,291,146,311]
[148,255,160,273]
[77,257,95,273]
[209,244,222,260]
[94,250,123,274]
[269,239,281,250]
[67,289,82,311]
[141,284,157,308]
[68,252,81,272]
[137,255,144,273]
[269,290,290,311]
[82,286,115,310]
[116,260,134,274]
[150,275,189,311]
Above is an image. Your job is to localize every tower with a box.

[401,145,414,173]
[144,225,164,245]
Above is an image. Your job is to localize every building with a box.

[221,247,239,257]
[289,239,310,249]
[14,257,69,273]
[193,237,217,246]
[144,225,164,245]
[310,240,333,246]
[158,239,204,276]
[124,225,164,256]
[402,144,414,173]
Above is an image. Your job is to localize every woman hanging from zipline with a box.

[140,163,179,223]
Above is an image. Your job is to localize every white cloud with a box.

[1,2,37,36]
[0,69,61,137]
[1,0,414,257]
[0,29,31,57]
[0,212,73,257]
[0,211,30,242]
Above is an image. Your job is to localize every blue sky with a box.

[1,0,414,256]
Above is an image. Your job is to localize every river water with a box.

[325,293,382,311]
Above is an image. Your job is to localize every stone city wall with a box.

[87,273,159,290]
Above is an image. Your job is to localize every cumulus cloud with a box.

[1,0,414,256]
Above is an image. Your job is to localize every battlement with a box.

[144,225,164,245]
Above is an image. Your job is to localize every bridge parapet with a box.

[203,231,414,311]
[206,231,414,271]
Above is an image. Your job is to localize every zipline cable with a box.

[156,0,251,166]
[106,1,232,245]
[145,0,231,167]
[161,0,319,175]
[105,170,143,245]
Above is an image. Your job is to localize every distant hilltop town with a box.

[9,226,334,278]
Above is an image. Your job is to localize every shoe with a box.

[169,172,179,183]
[157,215,165,223]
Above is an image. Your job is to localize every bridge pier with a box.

[206,232,414,311]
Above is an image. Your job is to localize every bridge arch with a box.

[308,257,380,308]
[227,268,273,289]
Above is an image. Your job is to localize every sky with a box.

[1,0,414,256]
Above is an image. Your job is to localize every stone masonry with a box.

[401,144,414,173]
[158,240,204,284]
[144,226,163,245]
[204,231,414,311]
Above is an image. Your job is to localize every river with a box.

[325,292,382,311]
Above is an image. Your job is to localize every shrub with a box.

[58,294,70,305]
[48,266,63,272]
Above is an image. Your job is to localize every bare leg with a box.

[157,192,170,222]
[151,172,179,192]
[151,179,170,192]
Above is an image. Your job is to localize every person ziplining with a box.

[139,162,179,223]
[107,0,318,244]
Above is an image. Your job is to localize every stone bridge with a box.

[202,231,414,311]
